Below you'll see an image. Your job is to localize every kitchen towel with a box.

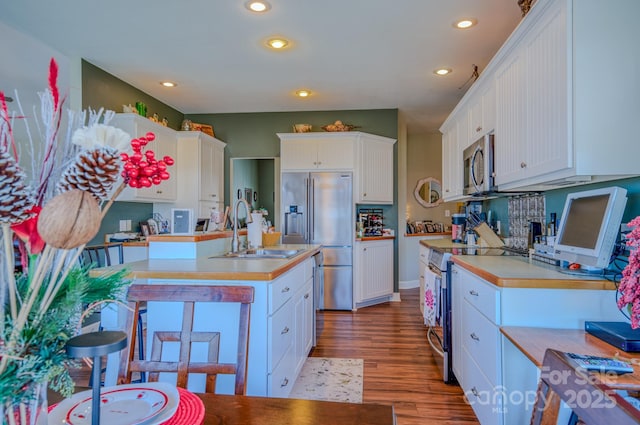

[247,212,263,248]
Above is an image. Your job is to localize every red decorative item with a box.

[160,387,205,425]
[120,133,174,190]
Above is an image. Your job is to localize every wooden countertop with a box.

[420,237,614,290]
[146,229,245,243]
[452,255,615,290]
[197,393,396,425]
[91,244,321,281]
[356,235,396,241]
[501,326,640,390]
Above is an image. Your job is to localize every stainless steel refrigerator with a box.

[281,172,353,310]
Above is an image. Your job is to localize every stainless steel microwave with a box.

[463,134,495,196]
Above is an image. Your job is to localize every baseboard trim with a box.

[400,279,419,289]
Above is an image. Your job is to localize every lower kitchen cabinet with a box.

[114,257,315,397]
[354,239,394,308]
[450,263,622,425]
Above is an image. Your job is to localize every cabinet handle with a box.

[156,190,163,194]
[363,248,367,251]
[419,275,424,279]
[363,193,367,197]
[282,287,290,293]
[445,189,450,193]
[476,126,482,132]
[304,293,310,299]
[281,377,289,387]
[281,326,290,335]
[469,290,479,296]
[470,333,480,341]
[471,387,479,397]
[211,194,217,198]
[520,162,527,168]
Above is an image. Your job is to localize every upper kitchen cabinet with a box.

[278,132,396,204]
[441,112,467,202]
[356,132,396,204]
[278,133,356,171]
[493,0,640,190]
[468,82,496,143]
[176,131,226,217]
[110,113,178,202]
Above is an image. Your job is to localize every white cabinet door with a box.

[280,138,318,170]
[355,239,393,304]
[357,136,395,204]
[450,265,463,387]
[494,50,528,186]
[198,135,225,206]
[111,114,178,202]
[294,277,314,376]
[316,136,355,170]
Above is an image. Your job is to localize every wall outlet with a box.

[119,220,132,232]
[444,209,450,217]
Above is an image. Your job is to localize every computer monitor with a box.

[554,186,627,270]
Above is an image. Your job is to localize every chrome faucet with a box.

[231,198,253,253]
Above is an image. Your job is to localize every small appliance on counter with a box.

[357,208,384,237]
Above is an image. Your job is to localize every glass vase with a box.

[1,382,48,425]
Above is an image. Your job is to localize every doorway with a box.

[230,157,280,230]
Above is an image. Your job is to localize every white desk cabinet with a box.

[110,114,178,202]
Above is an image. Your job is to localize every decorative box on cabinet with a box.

[175,131,226,218]
[354,239,393,308]
[110,114,178,202]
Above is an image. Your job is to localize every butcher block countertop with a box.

[91,244,321,281]
[502,326,640,389]
[420,238,615,290]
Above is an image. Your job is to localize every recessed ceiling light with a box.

[160,81,177,88]
[454,18,477,29]
[267,38,289,49]
[434,68,452,76]
[295,89,311,98]
[245,1,271,13]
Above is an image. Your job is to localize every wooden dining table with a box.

[196,393,396,425]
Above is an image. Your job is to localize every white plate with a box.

[49,382,179,425]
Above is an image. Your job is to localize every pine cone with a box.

[57,147,121,202]
[0,149,35,223]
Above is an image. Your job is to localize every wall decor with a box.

[245,188,252,203]
[414,177,443,208]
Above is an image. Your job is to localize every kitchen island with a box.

[95,235,321,397]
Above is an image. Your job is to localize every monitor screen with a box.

[554,186,627,270]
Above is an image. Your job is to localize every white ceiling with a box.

[0,0,523,134]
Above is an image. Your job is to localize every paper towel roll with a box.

[247,213,263,248]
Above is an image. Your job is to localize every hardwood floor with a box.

[312,288,479,425]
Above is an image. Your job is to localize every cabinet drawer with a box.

[462,299,501,387]
[268,303,294,370]
[268,344,295,398]
[270,264,305,314]
[462,347,503,425]
[462,271,500,324]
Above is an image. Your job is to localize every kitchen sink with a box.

[211,248,306,259]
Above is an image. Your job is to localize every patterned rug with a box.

[289,357,364,403]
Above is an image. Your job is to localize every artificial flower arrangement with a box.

[617,216,640,328]
[0,58,174,423]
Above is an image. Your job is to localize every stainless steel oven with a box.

[424,248,455,384]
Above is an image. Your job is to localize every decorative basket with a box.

[262,232,281,247]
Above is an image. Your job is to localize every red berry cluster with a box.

[120,132,175,188]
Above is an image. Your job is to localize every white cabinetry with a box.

[356,133,396,204]
[441,114,467,202]
[175,131,226,218]
[293,272,314,377]
[278,132,396,204]
[354,239,394,307]
[417,244,429,319]
[469,82,496,143]
[492,0,640,190]
[279,133,356,171]
[110,114,177,202]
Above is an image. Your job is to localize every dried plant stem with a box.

[37,246,84,318]
[2,223,17,321]
[101,182,126,220]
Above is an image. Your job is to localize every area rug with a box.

[289,357,364,403]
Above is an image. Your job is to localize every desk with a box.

[501,326,640,390]
[196,393,396,425]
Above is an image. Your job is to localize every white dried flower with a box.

[71,124,130,152]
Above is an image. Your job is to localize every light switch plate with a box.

[119,220,127,231]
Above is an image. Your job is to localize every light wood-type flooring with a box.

[67,288,479,424]
[312,287,479,425]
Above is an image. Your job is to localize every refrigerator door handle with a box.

[308,177,315,243]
